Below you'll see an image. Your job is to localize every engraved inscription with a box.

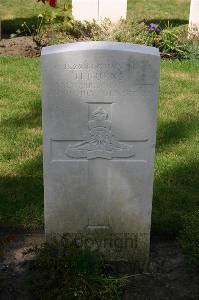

[66,107,134,159]
[45,60,155,98]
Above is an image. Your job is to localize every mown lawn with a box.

[128,0,190,22]
[0,57,43,228]
[153,60,199,237]
[1,0,190,35]
[0,0,190,20]
[0,56,198,235]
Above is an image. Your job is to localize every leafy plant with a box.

[25,235,128,300]
[16,3,197,61]
[17,0,73,46]
[19,14,44,45]
[154,31,188,58]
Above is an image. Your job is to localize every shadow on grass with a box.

[2,17,39,37]
[152,159,199,239]
[1,110,41,131]
[0,101,198,237]
[0,154,44,229]
[1,96,41,133]
[145,18,188,29]
[0,151,198,237]
[156,113,198,151]
[153,113,199,238]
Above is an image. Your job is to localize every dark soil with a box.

[0,36,40,58]
[0,36,181,60]
[0,232,198,300]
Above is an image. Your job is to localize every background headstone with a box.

[99,0,127,21]
[72,0,127,21]
[42,42,160,268]
[189,0,199,35]
[72,0,98,21]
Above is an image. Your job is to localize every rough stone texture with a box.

[189,0,199,33]
[41,42,160,266]
[72,0,127,21]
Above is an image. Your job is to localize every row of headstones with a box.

[72,0,127,21]
[72,0,199,36]
[0,0,197,39]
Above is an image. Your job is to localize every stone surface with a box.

[41,42,160,267]
[72,0,98,21]
[189,0,199,34]
[99,0,127,21]
[72,0,127,21]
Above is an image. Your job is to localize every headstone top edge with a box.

[41,41,160,57]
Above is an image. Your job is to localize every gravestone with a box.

[72,0,98,21]
[189,0,199,36]
[42,42,160,268]
[99,0,127,21]
[72,0,127,21]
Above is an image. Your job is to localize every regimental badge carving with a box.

[66,107,134,159]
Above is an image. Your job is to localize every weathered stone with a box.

[41,42,160,268]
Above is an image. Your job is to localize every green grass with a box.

[128,0,190,23]
[1,0,190,35]
[0,56,198,237]
[153,59,199,237]
[0,0,190,20]
[0,0,44,35]
[0,56,43,228]
[0,0,39,19]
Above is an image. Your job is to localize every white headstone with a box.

[42,42,160,268]
[72,0,127,22]
[189,0,199,35]
[72,0,98,22]
[99,0,127,21]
